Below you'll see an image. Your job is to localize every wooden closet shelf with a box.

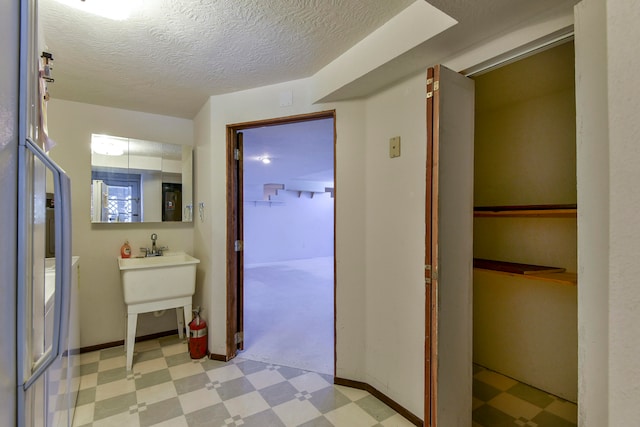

[473,258,577,285]
[474,204,577,218]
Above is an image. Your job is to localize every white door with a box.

[425,65,475,427]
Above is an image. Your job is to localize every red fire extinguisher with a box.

[188,307,208,359]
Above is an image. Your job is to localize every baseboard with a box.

[79,329,180,353]
[334,377,423,426]
[209,353,229,362]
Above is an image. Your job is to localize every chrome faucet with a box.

[151,233,158,254]
[140,233,167,257]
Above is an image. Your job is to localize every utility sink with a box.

[117,252,200,370]
[118,252,200,304]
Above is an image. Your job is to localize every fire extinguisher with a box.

[188,307,208,359]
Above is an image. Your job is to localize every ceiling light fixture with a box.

[91,134,126,156]
[54,0,140,21]
[261,157,271,164]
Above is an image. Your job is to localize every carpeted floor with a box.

[240,257,334,375]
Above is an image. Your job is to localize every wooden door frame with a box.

[225,110,337,364]
[424,66,439,427]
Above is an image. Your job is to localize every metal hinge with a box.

[234,148,241,160]
[425,264,438,284]
[234,240,243,252]
[426,80,439,99]
[234,331,244,344]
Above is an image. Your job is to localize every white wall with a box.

[363,72,427,413]
[193,76,372,391]
[47,99,194,347]
[243,191,334,265]
[576,0,640,425]
[195,71,430,417]
[606,1,640,423]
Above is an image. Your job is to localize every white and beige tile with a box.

[98,354,127,371]
[474,367,518,391]
[488,392,543,420]
[74,336,414,427]
[324,402,378,427]
[546,398,579,424]
[272,397,323,426]
[335,384,370,401]
[223,390,271,418]
[133,356,169,375]
[473,364,577,427]
[245,367,287,390]
[135,381,178,406]
[177,387,222,414]
[168,360,205,380]
[205,363,244,383]
[95,377,137,401]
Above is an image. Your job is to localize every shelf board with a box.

[473,258,577,286]
[244,200,285,206]
[474,204,577,218]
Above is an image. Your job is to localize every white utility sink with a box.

[118,252,200,304]
[117,252,200,370]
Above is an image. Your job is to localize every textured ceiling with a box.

[319,0,580,101]
[40,0,580,119]
[40,0,414,118]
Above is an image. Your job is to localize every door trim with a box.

[424,66,439,426]
[225,110,337,366]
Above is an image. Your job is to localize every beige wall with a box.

[363,72,427,412]
[576,0,640,424]
[47,99,195,347]
[606,0,640,423]
[193,74,432,415]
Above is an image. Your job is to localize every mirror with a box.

[90,134,193,223]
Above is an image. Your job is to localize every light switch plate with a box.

[389,136,401,158]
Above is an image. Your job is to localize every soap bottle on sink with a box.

[120,241,132,258]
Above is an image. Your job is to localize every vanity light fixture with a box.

[54,0,140,21]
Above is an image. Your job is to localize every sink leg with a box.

[184,303,192,342]
[176,307,184,339]
[126,313,137,371]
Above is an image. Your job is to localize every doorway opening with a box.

[470,41,578,426]
[226,111,336,376]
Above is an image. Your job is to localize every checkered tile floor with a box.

[72,335,415,426]
[472,365,577,427]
